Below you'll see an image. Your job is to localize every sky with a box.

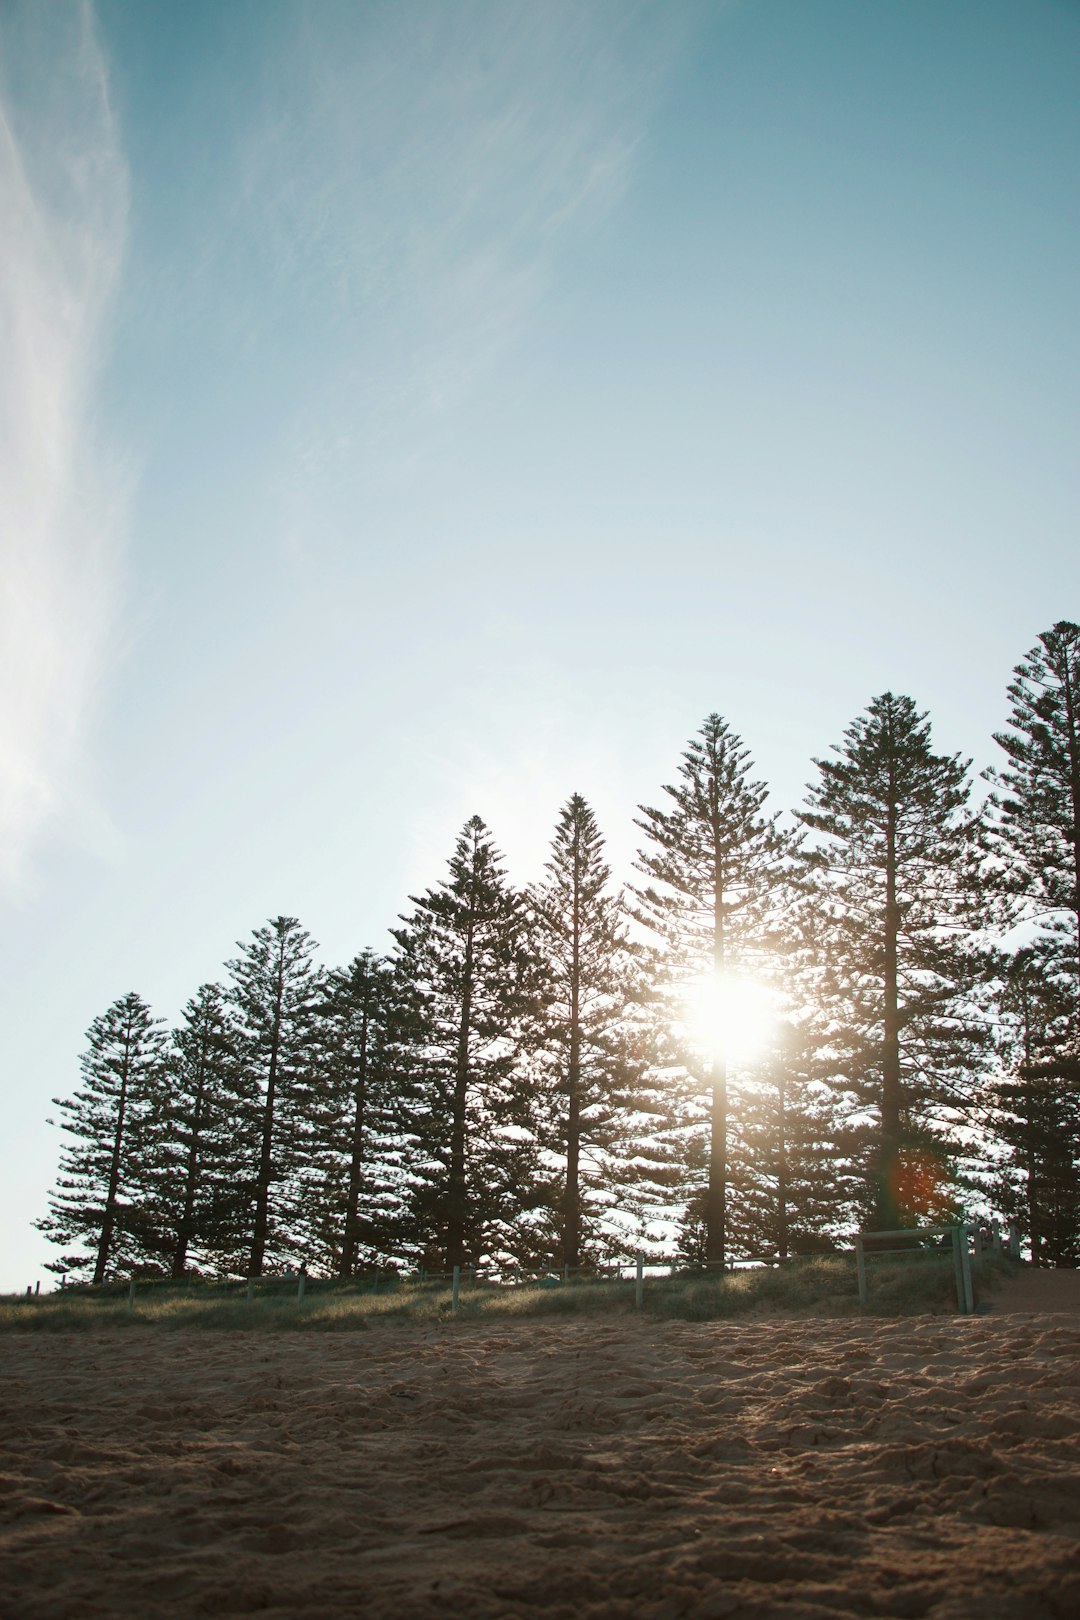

[1,0,1077,1291]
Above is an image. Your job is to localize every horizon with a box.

[2,0,1078,1291]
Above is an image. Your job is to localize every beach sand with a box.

[3,1273,1080,1619]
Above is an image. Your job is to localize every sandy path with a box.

[3,1311,1080,1619]
[990,1268,1080,1315]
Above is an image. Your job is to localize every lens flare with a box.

[889,1151,954,1222]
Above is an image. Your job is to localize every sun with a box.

[679,971,780,1067]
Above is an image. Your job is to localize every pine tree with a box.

[987,620,1080,1053]
[226,916,320,1276]
[146,984,253,1278]
[989,946,1080,1265]
[633,714,791,1267]
[531,795,644,1270]
[794,692,988,1230]
[298,951,415,1276]
[392,816,542,1272]
[37,992,168,1283]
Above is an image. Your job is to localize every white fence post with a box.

[297,1272,306,1304]
[451,1265,461,1312]
[635,1254,644,1311]
[855,1235,867,1305]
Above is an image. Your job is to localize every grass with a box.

[1,1251,1012,1333]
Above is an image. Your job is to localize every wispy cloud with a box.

[0,1,128,887]
[227,0,686,530]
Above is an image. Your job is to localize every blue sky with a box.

[1,0,1077,1289]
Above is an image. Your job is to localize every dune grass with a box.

[0,1251,1010,1333]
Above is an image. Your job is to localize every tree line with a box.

[38,621,1080,1282]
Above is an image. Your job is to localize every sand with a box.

[4,1276,1080,1619]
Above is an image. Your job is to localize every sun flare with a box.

[679,971,780,1067]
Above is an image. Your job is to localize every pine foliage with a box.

[793,693,988,1228]
[730,1024,855,1260]
[36,624,1080,1279]
[225,916,320,1276]
[37,992,168,1283]
[391,817,544,1272]
[297,952,415,1275]
[143,984,254,1278]
[987,620,1080,1052]
[531,795,647,1268]
[632,714,792,1265]
[988,947,1080,1266]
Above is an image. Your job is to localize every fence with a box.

[45,1255,689,1313]
[44,1234,998,1315]
[853,1224,983,1314]
[103,1258,655,1312]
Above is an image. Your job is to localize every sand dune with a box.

[4,1290,1080,1617]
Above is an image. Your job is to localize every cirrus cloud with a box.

[0,0,129,887]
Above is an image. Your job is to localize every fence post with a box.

[855,1235,867,1305]
[1008,1221,1020,1260]
[951,1225,962,1308]
[297,1272,306,1304]
[127,1277,135,1311]
[451,1265,461,1313]
[959,1228,975,1316]
[246,1278,254,1303]
[562,1264,568,1284]
[635,1254,644,1311]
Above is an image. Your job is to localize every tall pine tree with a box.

[392,817,542,1272]
[633,714,790,1267]
[989,945,1080,1265]
[147,984,253,1278]
[794,693,987,1230]
[38,992,168,1283]
[298,951,415,1276]
[226,916,320,1276]
[987,620,1080,1057]
[532,795,643,1270]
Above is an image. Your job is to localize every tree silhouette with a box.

[633,714,790,1267]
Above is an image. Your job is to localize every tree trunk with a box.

[171,1029,210,1279]
[705,820,727,1269]
[95,1019,134,1286]
[776,1063,789,1263]
[879,780,902,1228]
[563,843,583,1271]
[249,963,285,1278]
[340,1002,370,1278]
[1027,1103,1041,1266]
[564,1070,581,1271]
[1062,663,1080,1022]
[1020,998,1042,1266]
[447,923,475,1272]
